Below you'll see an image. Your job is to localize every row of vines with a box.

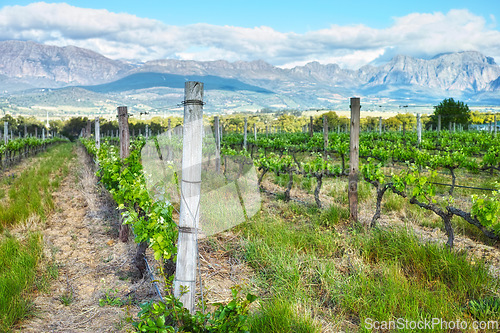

[223,130,500,248]
[1,136,69,169]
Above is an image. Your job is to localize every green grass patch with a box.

[315,204,349,227]
[338,228,498,332]
[249,298,320,333]
[0,232,43,332]
[0,143,74,230]
[382,191,406,213]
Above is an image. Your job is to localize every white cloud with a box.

[0,3,499,69]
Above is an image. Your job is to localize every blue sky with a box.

[0,1,499,68]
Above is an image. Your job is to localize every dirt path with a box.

[15,145,156,333]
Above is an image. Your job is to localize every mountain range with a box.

[0,40,499,114]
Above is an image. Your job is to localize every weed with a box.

[99,288,129,307]
[249,298,320,333]
[59,290,74,306]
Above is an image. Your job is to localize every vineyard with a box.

[1,102,500,332]
[77,113,500,331]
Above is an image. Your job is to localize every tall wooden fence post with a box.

[349,97,360,224]
[3,122,7,144]
[254,123,257,141]
[86,120,91,138]
[243,117,248,150]
[417,113,422,145]
[174,81,204,314]
[438,115,441,132]
[42,128,45,140]
[323,115,328,153]
[379,117,382,136]
[118,106,130,242]
[214,116,221,173]
[494,114,497,136]
[309,116,314,137]
[95,117,100,150]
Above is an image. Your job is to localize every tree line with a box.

[1,98,496,140]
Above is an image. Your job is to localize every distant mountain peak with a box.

[1,40,499,109]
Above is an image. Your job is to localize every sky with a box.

[0,1,499,69]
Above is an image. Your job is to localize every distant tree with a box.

[313,111,339,131]
[430,98,471,129]
[61,117,88,140]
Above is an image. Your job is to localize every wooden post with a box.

[168,119,172,139]
[453,122,456,132]
[214,116,221,173]
[449,122,452,132]
[402,123,406,136]
[243,117,248,150]
[174,81,204,314]
[323,115,328,152]
[309,116,314,137]
[266,125,269,137]
[254,123,257,141]
[495,114,497,136]
[95,117,100,150]
[417,113,422,145]
[3,122,7,144]
[35,127,38,138]
[86,120,91,138]
[118,106,130,242]
[379,117,382,136]
[42,128,45,140]
[349,98,360,224]
[24,124,27,138]
[438,115,441,132]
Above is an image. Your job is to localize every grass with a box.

[0,143,75,331]
[238,195,499,332]
[0,143,74,230]
[0,232,43,332]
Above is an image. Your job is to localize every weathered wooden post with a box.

[438,115,441,132]
[379,117,382,136]
[449,122,452,132]
[323,115,328,153]
[118,106,130,242]
[3,122,7,144]
[309,116,314,137]
[42,128,45,140]
[95,117,100,150]
[349,97,360,224]
[214,116,221,173]
[495,114,497,136]
[35,127,38,138]
[243,117,248,150]
[417,113,422,145]
[86,120,91,138]
[174,82,204,314]
[254,123,257,141]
